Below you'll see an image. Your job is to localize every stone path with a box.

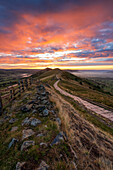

[54,80,113,122]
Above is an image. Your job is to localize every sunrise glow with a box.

[0,0,113,70]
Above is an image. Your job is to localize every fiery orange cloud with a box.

[0,1,113,69]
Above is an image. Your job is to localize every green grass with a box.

[54,87,113,136]
[38,68,61,79]
[0,81,72,169]
[59,80,113,109]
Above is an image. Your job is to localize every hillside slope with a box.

[0,68,113,170]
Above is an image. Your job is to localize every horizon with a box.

[1,68,113,72]
[0,0,113,70]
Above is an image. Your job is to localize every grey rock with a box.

[21,140,35,151]
[37,85,45,91]
[56,118,61,126]
[22,129,35,140]
[37,160,49,170]
[46,92,50,96]
[16,162,25,170]
[45,84,51,88]
[8,138,18,149]
[4,115,10,120]
[40,96,47,101]
[21,104,33,112]
[32,109,37,114]
[37,106,46,113]
[22,117,41,127]
[37,133,44,137]
[36,96,41,100]
[42,109,49,117]
[9,118,17,124]
[9,113,13,117]
[41,92,46,97]
[50,110,55,115]
[40,143,48,147]
[22,117,29,126]
[47,104,53,110]
[30,118,41,126]
[50,132,64,146]
[28,100,35,104]
[11,126,18,132]
[41,100,48,105]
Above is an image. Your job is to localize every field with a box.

[71,70,113,95]
[0,69,39,88]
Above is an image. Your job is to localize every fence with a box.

[0,77,33,116]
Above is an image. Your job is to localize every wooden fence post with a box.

[0,94,3,116]
[21,80,24,92]
[12,87,15,98]
[10,89,13,100]
[18,80,21,95]
[29,77,32,86]
[25,78,28,89]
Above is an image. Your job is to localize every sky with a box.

[0,0,113,70]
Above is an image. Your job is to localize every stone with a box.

[9,118,17,124]
[16,162,26,170]
[46,92,50,96]
[56,118,61,126]
[22,117,29,126]
[47,104,53,110]
[32,109,37,114]
[30,118,41,126]
[4,115,10,120]
[45,84,51,88]
[22,117,41,127]
[40,96,47,101]
[37,160,49,170]
[41,92,46,97]
[22,129,35,140]
[37,133,44,137]
[37,106,46,113]
[40,143,48,147]
[8,138,18,149]
[28,100,35,105]
[42,109,49,117]
[21,104,33,112]
[11,126,18,132]
[51,110,55,115]
[50,132,64,146]
[41,100,48,105]
[21,140,35,151]
[9,113,12,117]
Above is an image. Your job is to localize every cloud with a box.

[0,0,113,69]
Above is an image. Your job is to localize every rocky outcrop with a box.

[21,140,35,151]
[22,129,35,140]
[22,117,41,126]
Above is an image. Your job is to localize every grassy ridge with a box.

[60,71,113,109]
[40,69,113,135]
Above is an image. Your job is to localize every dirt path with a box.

[40,75,54,81]
[54,80,113,122]
[47,86,113,169]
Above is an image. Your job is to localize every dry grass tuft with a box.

[46,86,113,170]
